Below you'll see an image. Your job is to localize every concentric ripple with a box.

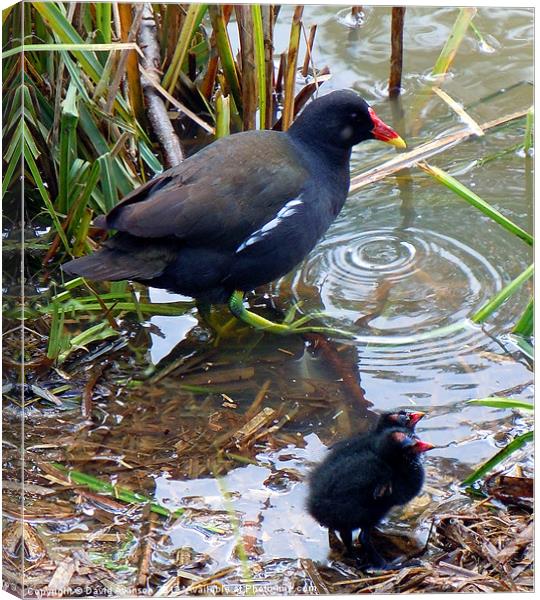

[284,226,529,367]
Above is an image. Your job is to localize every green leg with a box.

[228,291,353,337]
[196,299,240,340]
[196,299,213,326]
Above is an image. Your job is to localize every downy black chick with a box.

[328,410,425,455]
[307,428,433,567]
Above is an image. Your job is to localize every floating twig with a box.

[232,407,276,447]
[350,108,529,193]
[432,87,484,136]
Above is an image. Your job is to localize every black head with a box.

[375,410,426,433]
[288,89,405,152]
[375,429,434,462]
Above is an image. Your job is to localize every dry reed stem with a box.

[389,7,405,97]
[138,3,184,166]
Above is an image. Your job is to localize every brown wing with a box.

[102,130,309,249]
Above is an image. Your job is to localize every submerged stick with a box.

[388,7,405,98]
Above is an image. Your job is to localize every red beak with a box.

[408,411,426,426]
[368,107,406,148]
[413,439,435,454]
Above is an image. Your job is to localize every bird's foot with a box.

[196,300,252,343]
[355,555,423,572]
[228,291,354,338]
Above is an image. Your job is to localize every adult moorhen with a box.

[62,90,405,335]
[307,427,433,568]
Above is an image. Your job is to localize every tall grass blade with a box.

[468,398,534,411]
[2,42,142,59]
[432,8,477,77]
[261,5,275,128]
[506,334,534,361]
[78,103,136,197]
[301,24,317,78]
[251,4,266,129]
[281,6,304,130]
[162,3,207,93]
[215,93,231,138]
[523,105,534,153]
[24,138,71,253]
[209,5,242,114]
[72,209,93,256]
[471,264,533,324]
[32,2,104,83]
[57,82,79,214]
[97,154,118,212]
[59,322,118,363]
[419,162,533,246]
[410,7,476,133]
[95,2,112,44]
[462,431,533,486]
[47,297,69,360]
[49,463,224,533]
[512,298,533,337]
[68,161,102,223]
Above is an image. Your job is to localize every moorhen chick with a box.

[329,410,425,454]
[307,428,433,568]
[62,90,405,336]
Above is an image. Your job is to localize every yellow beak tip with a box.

[389,135,407,149]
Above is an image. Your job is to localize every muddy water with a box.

[12,5,534,593]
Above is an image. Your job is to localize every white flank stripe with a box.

[236,196,304,253]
